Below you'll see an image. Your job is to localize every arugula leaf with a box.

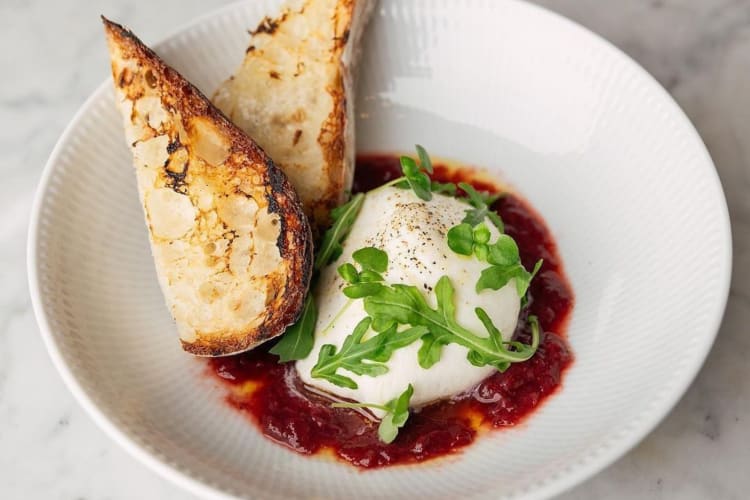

[476,263,528,293]
[362,276,538,368]
[358,270,384,282]
[378,384,413,443]
[312,318,383,388]
[458,182,504,231]
[511,315,542,357]
[315,193,365,270]
[343,282,385,299]
[475,307,504,351]
[417,334,443,369]
[275,194,369,359]
[516,258,543,297]
[311,317,427,389]
[329,243,540,375]
[336,246,538,369]
[269,294,317,362]
[464,311,542,370]
[331,384,414,444]
[476,257,543,296]
[275,196,367,358]
[370,326,429,361]
[371,315,396,333]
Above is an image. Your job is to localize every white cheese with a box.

[296,187,521,413]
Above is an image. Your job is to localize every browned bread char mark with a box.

[212,0,376,236]
[103,17,313,356]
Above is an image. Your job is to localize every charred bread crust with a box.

[212,0,375,235]
[103,18,313,356]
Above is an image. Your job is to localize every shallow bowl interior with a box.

[29,1,731,499]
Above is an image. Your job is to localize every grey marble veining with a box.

[2,0,748,498]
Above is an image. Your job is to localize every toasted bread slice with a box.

[213,0,375,233]
[103,18,312,356]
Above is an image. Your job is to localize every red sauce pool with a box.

[208,154,574,468]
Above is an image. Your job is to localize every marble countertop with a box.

[2,0,748,498]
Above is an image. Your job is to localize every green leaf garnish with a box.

[352,247,388,273]
[476,258,543,296]
[447,222,496,258]
[312,318,383,389]
[358,270,384,283]
[332,384,414,444]
[446,218,542,301]
[384,146,470,205]
[475,233,541,296]
[385,145,439,201]
[415,144,433,174]
[474,307,503,351]
[476,263,528,293]
[479,191,503,206]
[275,193,366,360]
[417,334,442,369]
[329,245,541,373]
[343,282,385,299]
[277,143,542,396]
[338,247,388,298]
[311,317,428,389]
[315,193,365,270]
[362,276,538,369]
[269,294,317,362]
[431,181,457,196]
[487,234,520,266]
[337,262,359,283]
[459,182,504,231]
[516,258,543,297]
[379,384,413,443]
[473,224,491,244]
[446,223,474,255]
[400,155,432,201]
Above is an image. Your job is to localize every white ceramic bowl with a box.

[28,0,731,498]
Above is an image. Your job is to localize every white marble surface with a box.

[2,0,748,498]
